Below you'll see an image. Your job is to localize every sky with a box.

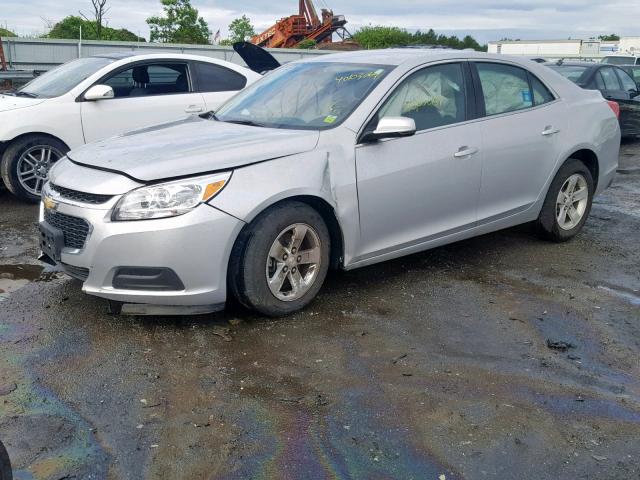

[1,0,638,44]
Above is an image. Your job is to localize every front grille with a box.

[61,263,90,281]
[50,184,113,205]
[43,209,90,249]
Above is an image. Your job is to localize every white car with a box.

[0,52,262,201]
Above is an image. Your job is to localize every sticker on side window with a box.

[522,90,533,104]
[323,115,338,124]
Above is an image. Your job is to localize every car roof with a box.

[550,61,599,68]
[300,48,497,66]
[92,52,137,60]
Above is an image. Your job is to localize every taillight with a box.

[606,100,620,119]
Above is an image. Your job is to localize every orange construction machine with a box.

[250,0,351,49]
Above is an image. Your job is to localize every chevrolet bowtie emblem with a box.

[43,196,57,211]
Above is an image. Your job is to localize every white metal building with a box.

[487,39,600,58]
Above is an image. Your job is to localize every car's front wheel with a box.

[536,158,594,242]
[229,201,331,317]
[0,135,68,202]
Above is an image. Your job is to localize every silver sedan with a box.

[40,49,620,316]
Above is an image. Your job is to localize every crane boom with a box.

[250,1,351,49]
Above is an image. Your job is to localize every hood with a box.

[0,94,46,112]
[67,116,320,182]
[233,41,281,74]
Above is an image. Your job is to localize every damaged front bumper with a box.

[37,189,244,315]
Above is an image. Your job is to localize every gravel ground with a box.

[0,141,639,480]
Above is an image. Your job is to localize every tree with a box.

[598,34,620,41]
[353,26,412,49]
[46,16,144,41]
[79,0,110,39]
[297,39,317,49]
[353,25,485,51]
[147,0,210,44]
[0,28,17,37]
[228,15,255,43]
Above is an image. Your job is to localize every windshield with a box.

[19,57,115,98]
[216,62,393,130]
[602,56,635,66]
[549,65,588,83]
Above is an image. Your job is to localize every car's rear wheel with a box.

[229,201,330,317]
[536,158,594,242]
[0,135,68,202]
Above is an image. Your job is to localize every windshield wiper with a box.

[14,91,39,98]
[223,119,267,128]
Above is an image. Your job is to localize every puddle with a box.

[0,264,45,302]
[597,284,640,307]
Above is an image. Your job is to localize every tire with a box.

[536,158,594,242]
[0,135,68,203]
[229,201,331,317]
[0,440,12,480]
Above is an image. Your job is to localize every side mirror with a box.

[84,84,114,101]
[361,116,417,143]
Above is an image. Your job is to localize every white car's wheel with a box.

[1,135,68,203]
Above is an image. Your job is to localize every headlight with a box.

[112,172,231,221]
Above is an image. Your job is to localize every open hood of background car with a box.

[67,116,320,182]
[233,42,281,74]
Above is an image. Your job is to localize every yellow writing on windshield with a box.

[335,70,383,84]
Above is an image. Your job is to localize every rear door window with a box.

[529,73,555,105]
[616,69,637,92]
[476,63,533,115]
[193,62,247,92]
[600,67,622,91]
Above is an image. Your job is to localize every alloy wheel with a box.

[17,145,64,197]
[556,173,589,230]
[266,223,322,302]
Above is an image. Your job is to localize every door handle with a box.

[453,146,479,158]
[185,105,204,114]
[541,126,560,136]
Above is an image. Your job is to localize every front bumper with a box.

[39,194,244,308]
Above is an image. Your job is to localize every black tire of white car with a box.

[229,201,331,317]
[0,135,68,203]
[536,158,594,242]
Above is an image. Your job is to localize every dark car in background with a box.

[549,61,640,137]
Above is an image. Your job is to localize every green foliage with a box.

[297,39,317,49]
[353,26,486,51]
[218,38,234,46]
[0,28,17,37]
[228,15,255,43]
[147,0,210,44]
[46,16,144,41]
[353,26,412,49]
[598,34,620,41]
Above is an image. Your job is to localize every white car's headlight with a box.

[112,172,231,221]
